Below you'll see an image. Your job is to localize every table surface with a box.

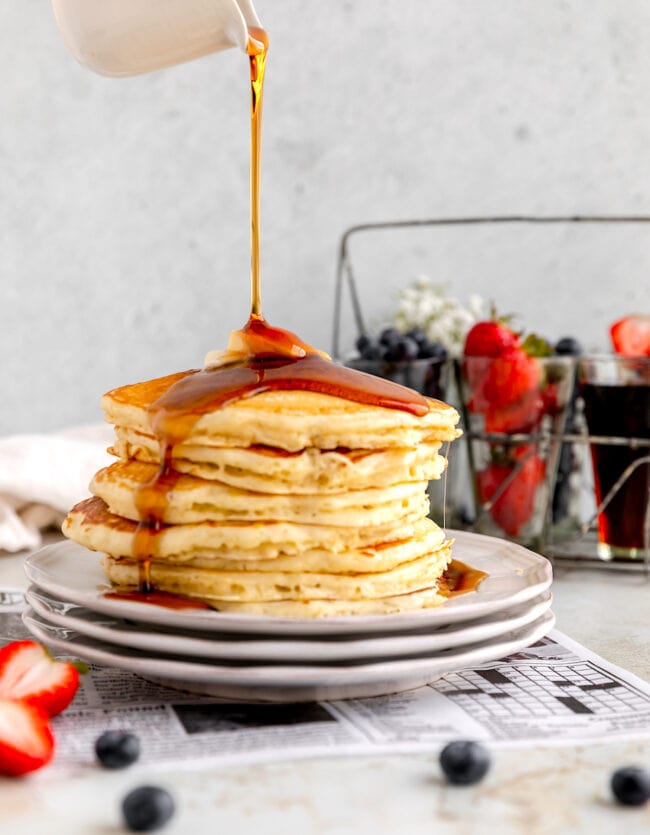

[1,543,649,835]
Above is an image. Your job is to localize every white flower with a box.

[392,279,485,354]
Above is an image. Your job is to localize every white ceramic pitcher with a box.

[51,0,262,77]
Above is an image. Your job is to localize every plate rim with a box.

[24,586,553,663]
[22,607,556,687]
[23,530,553,636]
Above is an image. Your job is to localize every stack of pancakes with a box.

[64,371,461,617]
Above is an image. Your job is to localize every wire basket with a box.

[332,215,650,573]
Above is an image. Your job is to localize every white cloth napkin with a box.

[0,424,114,553]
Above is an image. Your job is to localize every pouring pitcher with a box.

[51,0,261,77]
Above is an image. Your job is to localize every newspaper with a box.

[1,588,649,772]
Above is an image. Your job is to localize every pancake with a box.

[102,375,460,452]
[102,569,450,616]
[64,496,427,559]
[64,498,445,571]
[91,460,430,527]
[102,540,451,602]
[110,429,447,493]
[64,348,463,618]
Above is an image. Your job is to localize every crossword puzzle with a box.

[435,657,650,720]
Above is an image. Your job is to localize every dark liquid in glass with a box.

[580,382,650,553]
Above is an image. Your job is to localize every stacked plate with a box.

[22,530,554,702]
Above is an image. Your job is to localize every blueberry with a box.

[122,786,175,832]
[385,336,419,362]
[406,327,428,347]
[418,341,448,360]
[95,730,141,769]
[379,327,402,346]
[382,343,400,362]
[361,343,382,360]
[355,334,373,355]
[611,766,650,806]
[379,343,393,360]
[554,336,583,356]
[355,334,382,360]
[439,740,491,786]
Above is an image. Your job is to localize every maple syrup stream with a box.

[248,27,267,318]
[130,28,272,595]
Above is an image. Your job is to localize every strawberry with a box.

[475,348,541,408]
[0,698,54,776]
[540,381,560,416]
[610,315,650,357]
[477,450,546,537]
[464,320,520,358]
[463,315,520,396]
[0,641,82,718]
[484,389,545,434]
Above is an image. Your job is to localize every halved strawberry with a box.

[610,315,650,357]
[0,698,54,776]
[0,641,82,718]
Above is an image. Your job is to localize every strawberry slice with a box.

[0,698,54,776]
[610,315,650,357]
[0,641,81,718]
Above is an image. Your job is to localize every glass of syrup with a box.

[579,355,650,560]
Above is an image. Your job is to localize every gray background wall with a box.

[2,0,649,434]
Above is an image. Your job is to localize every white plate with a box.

[22,608,555,703]
[25,586,553,663]
[23,531,552,636]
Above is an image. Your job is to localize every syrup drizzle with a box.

[132,442,178,591]
[129,27,273,594]
[125,26,434,602]
[105,588,211,610]
[151,351,429,442]
[438,560,488,598]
